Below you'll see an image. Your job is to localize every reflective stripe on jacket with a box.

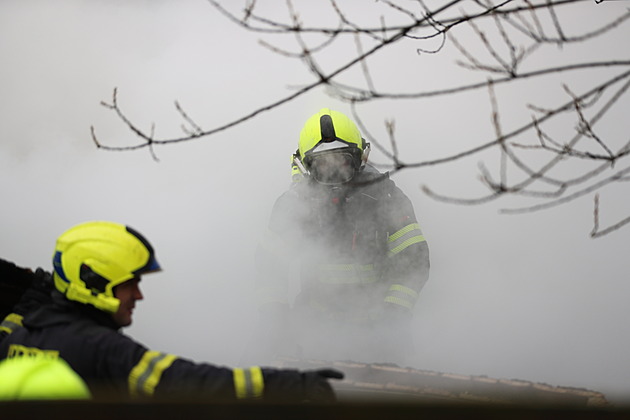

[256,165,430,320]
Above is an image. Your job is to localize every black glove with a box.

[301,369,345,403]
[261,367,345,403]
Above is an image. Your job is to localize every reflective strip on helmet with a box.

[388,223,425,256]
[52,251,69,283]
[316,263,377,284]
[233,367,264,399]
[384,284,419,309]
[129,351,177,397]
[0,313,23,335]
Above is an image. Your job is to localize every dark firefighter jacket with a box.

[0,266,54,343]
[0,294,332,401]
[256,164,430,327]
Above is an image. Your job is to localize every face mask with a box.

[308,152,356,185]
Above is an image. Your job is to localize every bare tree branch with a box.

[91,0,630,237]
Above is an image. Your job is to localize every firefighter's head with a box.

[294,108,370,185]
[52,221,160,326]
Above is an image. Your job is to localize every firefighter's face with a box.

[308,151,355,185]
[112,277,143,327]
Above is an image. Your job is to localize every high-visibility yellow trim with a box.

[233,368,245,398]
[385,284,419,309]
[129,351,177,397]
[384,296,414,309]
[389,235,426,256]
[0,313,23,334]
[7,345,59,359]
[388,223,426,255]
[388,284,419,299]
[388,223,420,242]
[233,367,264,399]
[250,367,264,398]
[316,263,377,284]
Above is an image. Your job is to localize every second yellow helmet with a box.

[295,108,370,184]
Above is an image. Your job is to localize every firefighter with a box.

[252,108,430,365]
[0,221,343,401]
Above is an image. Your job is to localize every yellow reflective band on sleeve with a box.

[128,351,177,397]
[384,296,414,309]
[316,263,377,284]
[388,223,420,242]
[389,235,425,256]
[384,284,419,309]
[388,223,425,256]
[233,366,264,399]
[388,284,419,300]
[0,313,23,334]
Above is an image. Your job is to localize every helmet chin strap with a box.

[65,283,120,313]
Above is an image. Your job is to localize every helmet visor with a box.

[308,151,356,185]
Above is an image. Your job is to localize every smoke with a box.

[1,0,630,404]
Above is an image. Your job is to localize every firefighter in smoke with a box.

[252,108,430,365]
[0,221,343,401]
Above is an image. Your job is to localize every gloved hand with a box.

[301,368,345,403]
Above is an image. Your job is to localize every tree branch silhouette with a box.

[91,0,630,236]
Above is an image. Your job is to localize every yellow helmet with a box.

[0,357,91,400]
[52,221,160,314]
[295,108,370,184]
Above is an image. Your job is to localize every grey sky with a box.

[1,0,629,404]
